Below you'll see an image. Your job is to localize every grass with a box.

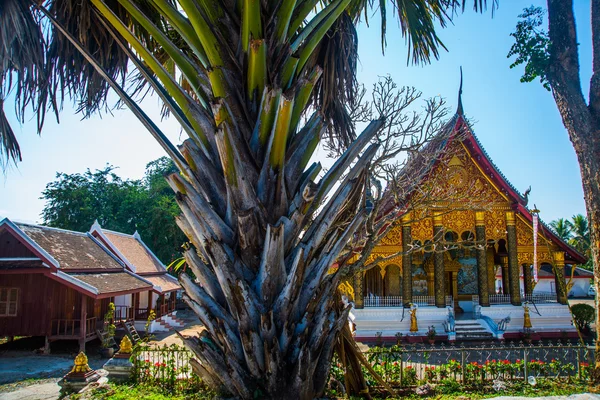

[71,381,594,399]
[69,383,214,400]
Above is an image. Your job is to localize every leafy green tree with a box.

[3,0,493,397]
[508,1,600,372]
[41,157,185,263]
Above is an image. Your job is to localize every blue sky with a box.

[0,1,590,225]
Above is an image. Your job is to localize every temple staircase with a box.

[455,319,494,341]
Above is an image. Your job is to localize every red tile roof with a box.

[17,224,123,271]
[102,231,165,275]
[68,271,152,295]
[144,274,181,293]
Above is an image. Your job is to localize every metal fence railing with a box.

[354,341,594,387]
[131,344,198,391]
[364,296,453,308]
[486,292,557,306]
[130,340,593,392]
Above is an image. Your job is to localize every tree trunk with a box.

[547,0,600,374]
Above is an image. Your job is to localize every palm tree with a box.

[550,218,573,242]
[1,1,494,397]
[570,214,590,255]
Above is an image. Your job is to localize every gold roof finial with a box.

[457,67,464,115]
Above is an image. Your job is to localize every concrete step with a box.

[454,319,494,340]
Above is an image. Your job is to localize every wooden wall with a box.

[0,230,37,258]
[0,273,94,337]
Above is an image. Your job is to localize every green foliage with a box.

[41,156,185,264]
[550,214,592,270]
[571,303,595,331]
[145,309,156,340]
[103,302,116,348]
[507,6,551,91]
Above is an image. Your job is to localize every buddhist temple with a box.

[347,86,587,342]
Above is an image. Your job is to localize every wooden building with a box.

[89,221,181,328]
[0,219,152,351]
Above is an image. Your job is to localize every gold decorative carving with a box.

[433,211,444,226]
[506,211,516,226]
[516,218,534,246]
[412,218,433,242]
[475,211,485,226]
[442,210,475,234]
[485,210,506,241]
[447,165,468,188]
[338,280,355,301]
[380,225,402,245]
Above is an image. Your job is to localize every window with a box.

[0,288,19,317]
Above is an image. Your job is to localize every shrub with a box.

[571,303,595,331]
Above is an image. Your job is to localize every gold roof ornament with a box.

[70,352,92,374]
[118,335,133,354]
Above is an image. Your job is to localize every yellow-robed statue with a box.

[523,303,532,330]
[409,304,418,333]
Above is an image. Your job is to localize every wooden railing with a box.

[51,317,100,338]
[363,295,453,308]
[85,317,99,339]
[51,319,80,337]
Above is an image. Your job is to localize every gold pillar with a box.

[475,211,490,306]
[402,214,413,308]
[353,272,364,309]
[553,251,568,305]
[433,211,446,308]
[505,211,521,306]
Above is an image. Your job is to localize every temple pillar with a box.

[523,264,533,295]
[501,263,509,295]
[353,272,364,309]
[553,251,568,305]
[505,211,521,306]
[402,213,413,308]
[475,212,490,307]
[451,272,460,310]
[433,211,446,308]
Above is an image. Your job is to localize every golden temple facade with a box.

[351,109,586,313]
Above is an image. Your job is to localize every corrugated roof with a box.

[102,230,165,275]
[144,274,181,293]
[68,271,152,294]
[17,224,124,271]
